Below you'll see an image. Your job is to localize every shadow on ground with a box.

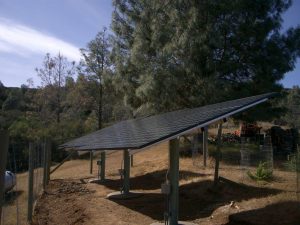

[99,169,210,191]
[227,201,300,225]
[108,178,282,221]
[4,190,23,206]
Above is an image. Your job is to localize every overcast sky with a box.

[0,0,299,88]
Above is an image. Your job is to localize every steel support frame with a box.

[123,149,130,194]
[100,151,106,181]
[169,138,179,225]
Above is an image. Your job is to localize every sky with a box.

[0,0,299,88]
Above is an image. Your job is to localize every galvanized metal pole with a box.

[89,151,94,174]
[100,151,106,181]
[203,126,208,167]
[169,138,179,225]
[123,149,130,194]
[130,154,133,167]
[0,131,9,224]
[214,123,223,186]
[27,143,34,222]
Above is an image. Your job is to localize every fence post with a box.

[43,139,51,191]
[0,131,9,224]
[27,143,34,222]
[297,144,300,201]
[45,139,51,186]
[43,141,47,190]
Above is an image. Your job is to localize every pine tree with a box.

[111,0,300,119]
[80,28,112,129]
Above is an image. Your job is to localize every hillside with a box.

[32,141,299,225]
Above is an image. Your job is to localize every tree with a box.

[111,0,300,119]
[279,86,300,128]
[35,53,75,125]
[0,81,6,108]
[80,28,112,129]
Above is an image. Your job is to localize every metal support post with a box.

[214,123,223,186]
[90,151,94,174]
[0,131,9,224]
[203,126,208,167]
[131,154,133,167]
[100,151,106,181]
[123,149,130,194]
[169,138,179,225]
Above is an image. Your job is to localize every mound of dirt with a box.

[33,179,93,225]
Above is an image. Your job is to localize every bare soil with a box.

[33,142,300,225]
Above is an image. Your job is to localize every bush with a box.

[247,161,273,181]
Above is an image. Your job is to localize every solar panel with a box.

[61,93,276,151]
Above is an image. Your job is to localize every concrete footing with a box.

[150,221,197,225]
[88,178,107,184]
[107,191,143,200]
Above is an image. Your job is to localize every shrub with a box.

[247,161,273,181]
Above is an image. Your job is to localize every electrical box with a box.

[97,160,102,166]
[161,182,170,195]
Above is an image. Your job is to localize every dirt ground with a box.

[33,142,300,225]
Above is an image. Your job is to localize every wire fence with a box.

[185,127,299,200]
[1,139,49,225]
[296,146,300,200]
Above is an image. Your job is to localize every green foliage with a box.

[247,162,273,181]
[277,86,300,128]
[79,27,113,129]
[111,0,300,119]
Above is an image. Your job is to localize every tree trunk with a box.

[98,83,103,130]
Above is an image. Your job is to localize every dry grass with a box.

[2,172,28,225]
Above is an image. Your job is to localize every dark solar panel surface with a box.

[61,93,275,150]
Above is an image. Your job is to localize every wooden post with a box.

[0,131,9,224]
[203,126,208,167]
[100,151,106,181]
[27,143,34,222]
[123,149,130,194]
[130,154,133,167]
[169,138,179,225]
[214,123,223,186]
[90,151,94,174]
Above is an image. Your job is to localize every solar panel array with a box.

[61,93,275,151]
